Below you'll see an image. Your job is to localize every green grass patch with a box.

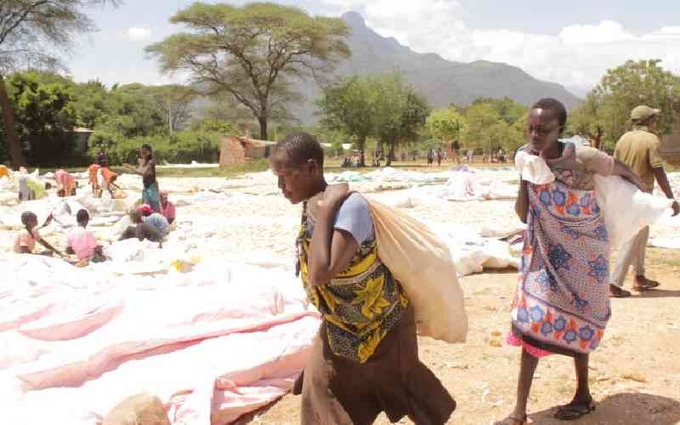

[647,248,680,269]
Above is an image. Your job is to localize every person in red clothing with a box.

[159,191,175,225]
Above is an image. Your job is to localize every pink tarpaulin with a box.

[0,254,319,425]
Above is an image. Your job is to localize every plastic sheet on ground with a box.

[649,237,680,249]
[0,254,319,425]
[429,223,520,276]
[158,161,219,169]
[1,167,673,424]
[444,168,517,202]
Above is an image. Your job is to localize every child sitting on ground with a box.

[66,209,106,266]
[14,211,62,256]
[119,205,167,244]
[159,191,176,225]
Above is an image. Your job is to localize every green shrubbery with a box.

[89,130,221,165]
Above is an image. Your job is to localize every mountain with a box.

[292,11,581,124]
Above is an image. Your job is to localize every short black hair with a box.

[531,98,567,128]
[21,211,37,226]
[274,132,324,167]
[76,209,89,224]
[141,144,153,152]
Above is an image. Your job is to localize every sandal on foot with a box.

[494,414,527,425]
[609,285,631,298]
[555,399,596,421]
[634,278,660,291]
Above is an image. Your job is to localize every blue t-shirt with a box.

[144,213,169,235]
[307,193,375,245]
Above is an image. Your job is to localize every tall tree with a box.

[426,107,468,147]
[472,97,527,125]
[570,60,680,149]
[317,76,376,166]
[1,71,78,165]
[568,92,604,149]
[147,2,350,140]
[373,74,429,166]
[462,103,501,152]
[0,0,120,168]
[148,85,197,133]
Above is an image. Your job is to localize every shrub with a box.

[89,130,221,165]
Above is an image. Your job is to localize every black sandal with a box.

[634,278,660,291]
[555,399,596,421]
[609,285,631,298]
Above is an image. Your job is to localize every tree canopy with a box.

[427,107,467,145]
[568,59,680,149]
[373,74,429,165]
[0,70,234,166]
[0,0,121,168]
[317,76,376,166]
[318,73,429,166]
[146,2,350,140]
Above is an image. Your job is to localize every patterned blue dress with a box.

[510,146,613,356]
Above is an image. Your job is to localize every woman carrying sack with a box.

[271,132,456,425]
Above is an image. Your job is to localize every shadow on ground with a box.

[529,392,680,424]
[634,289,680,299]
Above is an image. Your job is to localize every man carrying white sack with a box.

[610,105,680,298]
[270,132,460,425]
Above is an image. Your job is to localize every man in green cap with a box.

[610,105,680,297]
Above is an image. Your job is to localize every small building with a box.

[219,136,277,167]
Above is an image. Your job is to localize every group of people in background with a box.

[12,143,177,264]
[427,147,445,166]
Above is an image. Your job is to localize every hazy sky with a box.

[68,0,680,94]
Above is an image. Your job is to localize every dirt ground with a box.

[244,248,680,425]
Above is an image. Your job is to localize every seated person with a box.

[66,209,106,265]
[159,191,176,225]
[14,211,62,256]
[119,206,168,243]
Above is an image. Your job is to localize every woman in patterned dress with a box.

[496,99,644,425]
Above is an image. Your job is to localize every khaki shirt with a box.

[614,125,664,189]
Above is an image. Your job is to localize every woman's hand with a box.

[321,183,351,212]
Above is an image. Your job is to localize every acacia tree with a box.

[147,2,350,141]
[0,0,120,168]
[148,85,197,133]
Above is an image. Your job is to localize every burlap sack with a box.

[365,197,468,343]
